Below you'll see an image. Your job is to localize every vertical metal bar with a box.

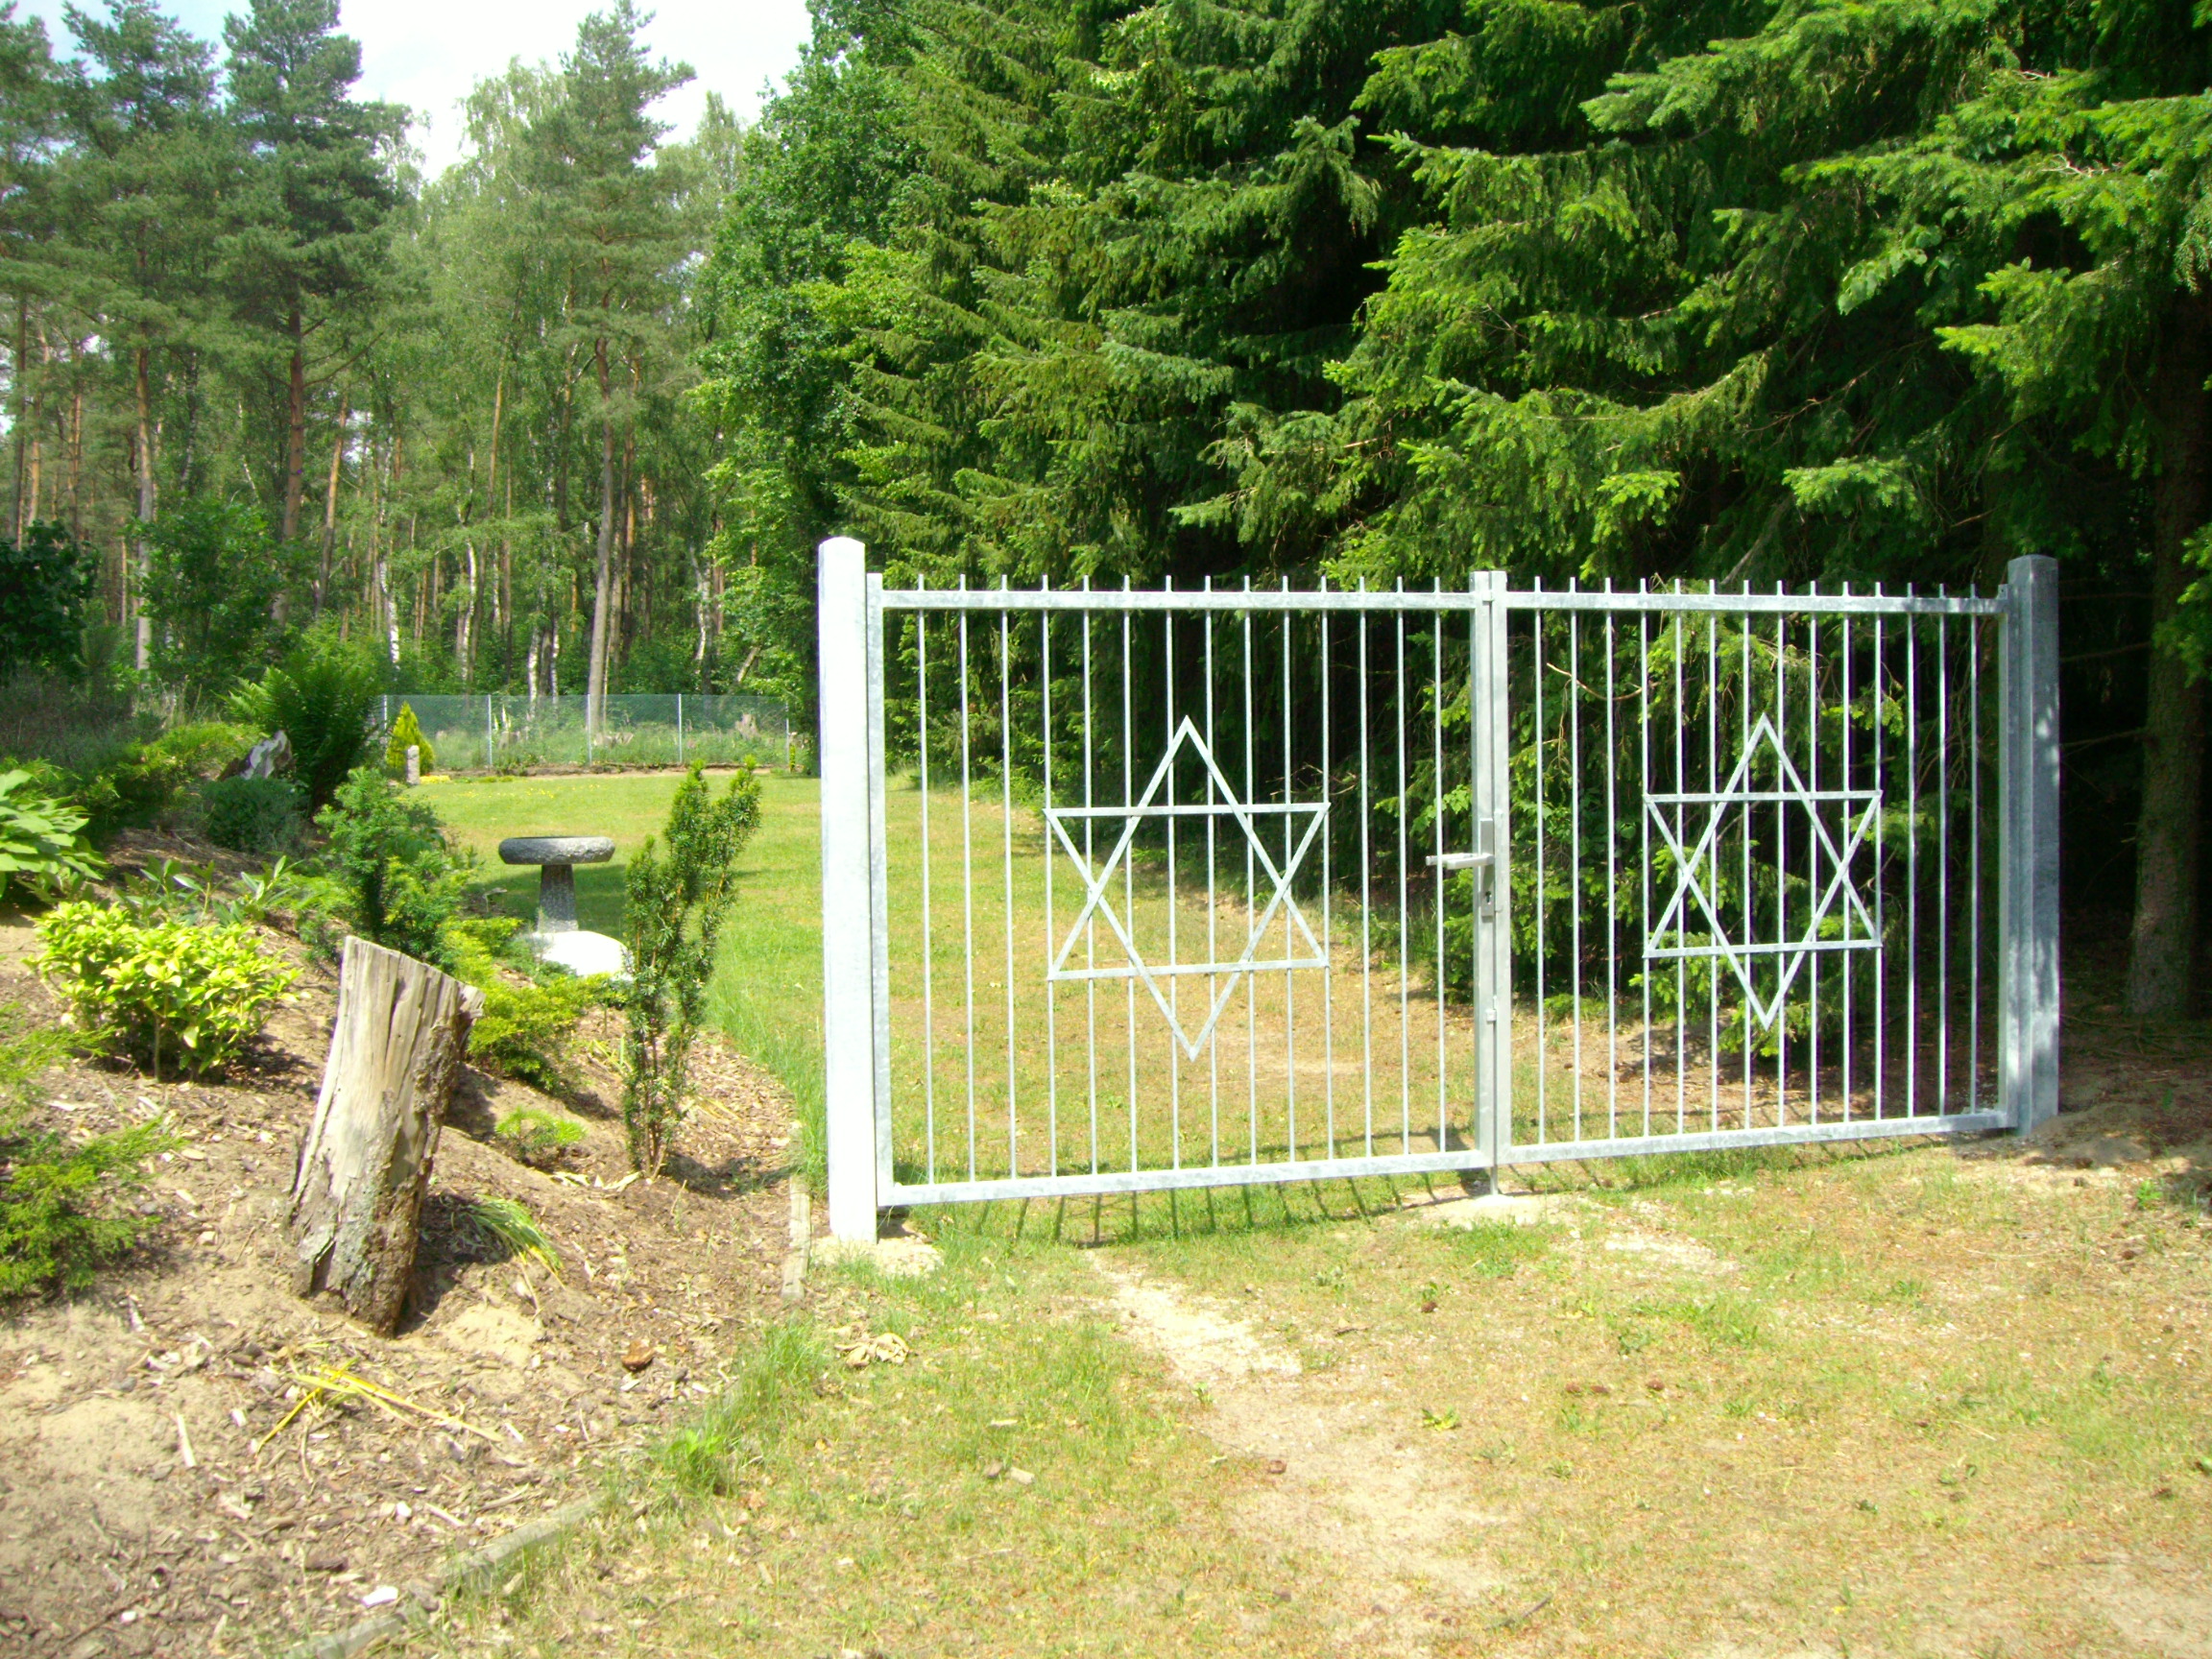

[1740,592,1752,1128]
[2000,555,2060,1132]
[1604,589,1618,1139]
[959,589,977,1180]
[676,692,684,766]
[1707,593,1719,1130]
[815,537,877,1241]
[1872,593,1887,1119]
[1321,587,1335,1157]
[1638,593,1651,1137]
[1936,599,1951,1115]
[1431,589,1447,1147]
[1569,591,1582,1140]
[1165,585,1180,1169]
[918,592,936,1182]
[1397,589,1411,1150]
[867,580,893,1198]
[1969,608,1983,1112]
[1082,585,1098,1172]
[1285,585,1299,1160]
[1001,592,1020,1175]
[1244,583,1259,1163]
[1204,582,1219,1166]
[1839,595,1852,1122]
[1906,592,1919,1116]
[488,693,495,770]
[1774,592,1787,1125]
[1121,584,1137,1172]
[1043,591,1058,1175]
[1358,589,1373,1156]
[1808,607,1819,1123]
[1671,601,1685,1135]
[1534,589,1548,1143]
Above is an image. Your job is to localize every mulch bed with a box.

[0,883,804,1658]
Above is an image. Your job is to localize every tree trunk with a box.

[587,337,616,738]
[2126,297,2212,1016]
[316,387,349,620]
[133,348,157,674]
[282,312,307,545]
[288,937,483,1334]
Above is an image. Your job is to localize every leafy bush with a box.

[200,774,304,854]
[447,918,603,1091]
[231,636,381,814]
[493,1108,587,1169]
[621,767,760,1173]
[315,767,473,965]
[0,521,93,678]
[0,1008,176,1297]
[34,903,298,1077]
[0,770,105,904]
[385,702,434,776]
[142,500,301,698]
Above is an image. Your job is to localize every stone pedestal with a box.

[496,834,627,980]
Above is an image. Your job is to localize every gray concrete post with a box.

[2000,554,2061,1132]
[818,537,878,1240]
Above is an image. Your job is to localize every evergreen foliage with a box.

[314,766,474,965]
[620,765,759,1174]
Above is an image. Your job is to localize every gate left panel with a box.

[867,582,1508,1208]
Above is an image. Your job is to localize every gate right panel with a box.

[1499,584,2011,1163]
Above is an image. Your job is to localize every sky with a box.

[17,0,818,170]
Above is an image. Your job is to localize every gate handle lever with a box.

[1425,853,1493,871]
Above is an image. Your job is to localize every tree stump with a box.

[288,936,484,1334]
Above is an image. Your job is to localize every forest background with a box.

[2,0,2209,1013]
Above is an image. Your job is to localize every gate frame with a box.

[819,540,2060,1241]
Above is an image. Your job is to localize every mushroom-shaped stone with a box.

[498,834,615,934]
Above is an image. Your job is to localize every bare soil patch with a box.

[0,906,799,1658]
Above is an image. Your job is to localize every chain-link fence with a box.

[377,694,792,772]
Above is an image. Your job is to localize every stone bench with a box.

[497,834,626,978]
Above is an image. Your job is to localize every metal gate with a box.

[818,541,2058,1239]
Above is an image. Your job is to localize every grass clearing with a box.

[411,768,2212,1656]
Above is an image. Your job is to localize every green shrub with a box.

[493,1108,588,1169]
[1,1003,176,1295]
[200,774,304,854]
[622,767,760,1173]
[0,521,94,678]
[315,767,474,965]
[385,703,434,775]
[231,636,380,813]
[447,919,603,1091]
[0,769,104,904]
[34,902,298,1077]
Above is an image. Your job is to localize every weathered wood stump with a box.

[288,936,484,1334]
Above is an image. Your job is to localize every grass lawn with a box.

[408,768,2212,1658]
[423,767,831,1167]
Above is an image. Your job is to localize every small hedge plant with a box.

[385,703,434,776]
[0,1005,176,1296]
[493,1108,587,1169]
[199,774,304,854]
[34,903,298,1077]
[446,919,604,1092]
[316,767,473,966]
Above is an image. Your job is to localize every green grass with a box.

[422,768,830,1176]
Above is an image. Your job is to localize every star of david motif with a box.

[1046,718,1330,1062]
[1645,714,1882,1031]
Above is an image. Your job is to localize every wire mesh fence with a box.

[375,694,791,772]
